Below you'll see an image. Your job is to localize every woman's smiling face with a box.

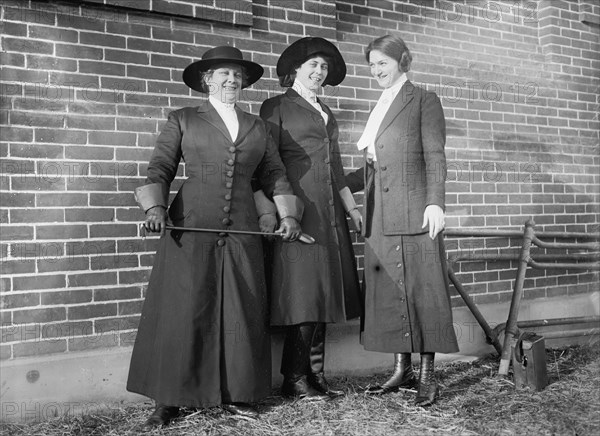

[368,49,403,89]
[205,63,242,103]
[294,55,329,92]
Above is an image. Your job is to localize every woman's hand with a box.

[422,204,445,239]
[349,209,362,233]
[259,213,278,238]
[145,206,168,237]
[277,217,301,241]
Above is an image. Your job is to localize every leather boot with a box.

[281,374,328,401]
[144,404,179,427]
[222,402,259,419]
[415,352,439,407]
[281,323,329,401]
[366,353,417,395]
[307,323,344,398]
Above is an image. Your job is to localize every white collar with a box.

[292,80,318,103]
[209,95,236,111]
[382,73,407,98]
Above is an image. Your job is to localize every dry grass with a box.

[2,340,599,436]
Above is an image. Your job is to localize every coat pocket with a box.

[407,187,427,231]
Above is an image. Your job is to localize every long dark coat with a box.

[348,81,459,353]
[260,88,362,326]
[126,103,295,407]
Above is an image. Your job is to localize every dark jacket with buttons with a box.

[260,88,362,325]
[348,81,447,237]
[127,102,296,407]
[346,81,458,354]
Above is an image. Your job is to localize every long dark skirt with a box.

[126,230,271,407]
[362,177,459,353]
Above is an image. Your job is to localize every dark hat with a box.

[183,46,264,93]
[276,37,346,87]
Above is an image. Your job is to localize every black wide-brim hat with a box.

[276,37,346,87]
[183,45,264,93]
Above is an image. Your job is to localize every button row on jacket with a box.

[218,148,235,247]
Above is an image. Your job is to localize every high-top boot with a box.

[144,404,179,427]
[307,323,344,398]
[280,323,329,401]
[366,352,417,395]
[415,352,439,407]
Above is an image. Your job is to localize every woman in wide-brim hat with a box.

[255,37,363,401]
[126,45,303,426]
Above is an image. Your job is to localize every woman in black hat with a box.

[126,45,303,426]
[255,37,363,400]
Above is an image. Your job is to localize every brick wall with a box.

[1,0,598,361]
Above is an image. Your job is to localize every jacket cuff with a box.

[426,193,445,212]
[339,186,358,213]
[134,183,168,212]
[273,195,304,221]
[253,190,277,217]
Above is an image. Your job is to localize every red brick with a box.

[40,321,94,339]
[37,256,90,273]
[0,225,34,241]
[68,334,118,352]
[55,43,103,60]
[64,146,114,161]
[3,37,53,54]
[1,259,36,275]
[89,193,137,207]
[35,128,86,144]
[56,13,104,32]
[10,209,64,223]
[68,271,117,288]
[105,49,150,65]
[1,323,41,343]
[41,290,93,305]
[13,340,67,358]
[120,329,138,346]
[0,292,40,309]
[65,176,117,192]
[66,240,116,257]
[1,20,27,36]
[68,303,117,320]
[119,269,151,285]
[36,225,88,240]
[118,300,143,315]
[151,27,194,43]
[94,316,140,335]
[89,224,138,239]
[94,286,142,301]
[13,307,66,323]
[79,32,126,48]
[36,193,87,207]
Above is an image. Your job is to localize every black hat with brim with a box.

[276,37,346,87]
[183,45,264,93]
